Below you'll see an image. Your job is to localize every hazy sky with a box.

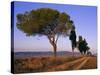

[13,1,97,53]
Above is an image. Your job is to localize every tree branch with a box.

[55,35,59,43]
[47,36,54,45]
[47,35,56,45]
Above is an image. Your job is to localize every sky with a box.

[12,1,97,53]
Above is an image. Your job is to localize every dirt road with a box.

[47,56,96,71]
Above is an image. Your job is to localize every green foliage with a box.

[78,36,90,54]
[16,8,73,36]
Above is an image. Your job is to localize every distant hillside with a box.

[14,51,81,58]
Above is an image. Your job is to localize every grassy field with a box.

[13,56,97,73]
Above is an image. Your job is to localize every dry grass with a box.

[13,56,97,73]
[80,56,97,69]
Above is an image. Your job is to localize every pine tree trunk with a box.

[52,43,57,57]
[47,36,57,57]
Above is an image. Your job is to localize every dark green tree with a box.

[16,8,73,57]
[78,36,90,55]
[82,39,90,54]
